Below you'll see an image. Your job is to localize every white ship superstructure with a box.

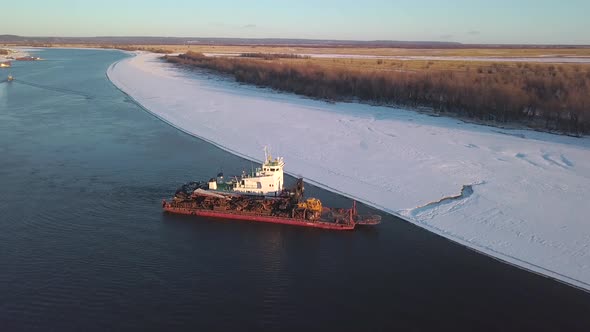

[208,147,284,196]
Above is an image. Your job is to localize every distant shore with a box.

[4,41,590,58]
[9,44,589,135]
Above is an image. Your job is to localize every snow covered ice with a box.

[108,52,590,291]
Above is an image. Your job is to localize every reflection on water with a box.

[0,48,589,332]
[0,83,6,108]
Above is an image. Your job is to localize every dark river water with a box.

[0,49,589,331]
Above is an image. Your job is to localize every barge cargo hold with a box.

[163,190,380,230]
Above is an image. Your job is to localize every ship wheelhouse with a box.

[208,147,285,196]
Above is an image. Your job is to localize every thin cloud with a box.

[467,30,481,35]
[242,24,257,29]
[439,34,453,39]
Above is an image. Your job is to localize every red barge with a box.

[163,180,381,230]
[162,149,381,230]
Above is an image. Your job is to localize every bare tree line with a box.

[167,52,590,135]
[240,53,310,60]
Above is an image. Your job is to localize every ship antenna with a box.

[264,145,272,162]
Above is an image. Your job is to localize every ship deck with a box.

[163,204,356,230]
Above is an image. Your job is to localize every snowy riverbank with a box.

[0,48,30,62]
[108,52,590,291]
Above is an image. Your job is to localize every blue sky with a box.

[2,0,589,44]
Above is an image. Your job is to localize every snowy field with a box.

[108,52,590,291]
[202,52,590,63]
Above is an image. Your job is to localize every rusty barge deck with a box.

[162,178,381,231]
[163,203,357,230]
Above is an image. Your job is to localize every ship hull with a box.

[163,205,356,230]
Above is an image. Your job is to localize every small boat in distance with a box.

[16,56,41,61]
[0,61,11,68]
[7,75,14,82]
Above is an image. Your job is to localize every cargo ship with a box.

[163,149,381,230]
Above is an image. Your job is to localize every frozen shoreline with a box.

[0,48,30,62]
[107,52,590,291]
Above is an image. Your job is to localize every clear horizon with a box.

[2,0,589,44]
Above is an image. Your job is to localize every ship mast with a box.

[264,146,272,162]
